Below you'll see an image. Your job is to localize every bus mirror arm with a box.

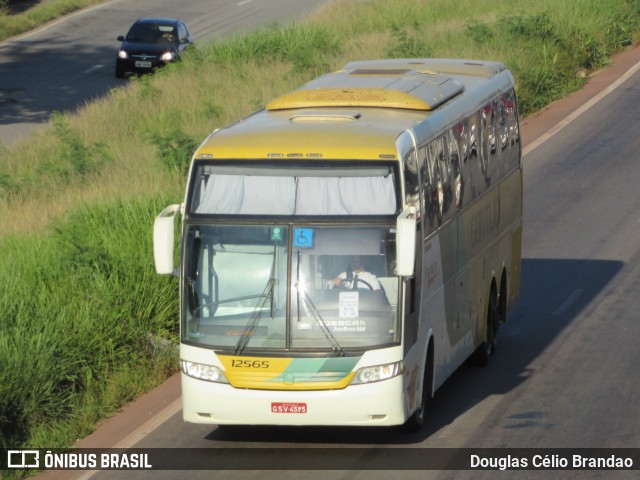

[396,206,417,277]
[153,204,182,276]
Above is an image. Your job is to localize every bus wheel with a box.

[404,347,433,432]
[470,290,497,366]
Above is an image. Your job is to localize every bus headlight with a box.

[350,361,403,385]
[181,360,229,384]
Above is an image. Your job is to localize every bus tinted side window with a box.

[438,133,457,223]
[505,89,520,170]
[467,111,485,201]
[421,133,456,230]
[448,128,463,211]
[498,94,509,177]
[403,147,421,216]
[425,140,442,229]
[481,101,499,187]
[418,146,432,235]
[494,89,521,178]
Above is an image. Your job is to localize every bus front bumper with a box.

[181,373,407,426]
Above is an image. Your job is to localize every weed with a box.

[289,43,331,75]
[47,111,111,179]
[502,13,559,43]
[387,26,433,58]
[465,21,494,44]
[132,73,160,100]
[203,22,340,67]
[148,128,198,175]
[202,101,224,120]
[0,170,18,199]
[570,28,609,70]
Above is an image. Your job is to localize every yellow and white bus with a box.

[153,58,522,431]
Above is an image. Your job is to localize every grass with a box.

[1,0,640,464]
[0,0,106,42]
[0,197,179,449]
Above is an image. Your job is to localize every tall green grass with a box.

[0,197,178,451]
[1,0,640,457]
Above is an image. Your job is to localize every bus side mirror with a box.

[153,204,182,275]
[396,207,416,277]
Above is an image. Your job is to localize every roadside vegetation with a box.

[0,0,105,42]
[1,0,639,462]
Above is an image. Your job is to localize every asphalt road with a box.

[0,0,327,146]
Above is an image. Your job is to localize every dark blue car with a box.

[115,17,193,78]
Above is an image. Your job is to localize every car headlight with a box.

[161,51,175,62]
[181,360,229,384]
[349,361,403,385]
[118,50,128,59]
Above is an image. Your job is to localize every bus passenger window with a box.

[418,146,432,235]
[403,149,420,211]
[425,142,442,228]
[448,128,463,210]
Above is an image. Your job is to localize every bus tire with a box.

[403,344,433,432]
[470,288,497,366]
[499,272,508,325]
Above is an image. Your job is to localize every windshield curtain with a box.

[189,164,397,216]
[183,224,400,352]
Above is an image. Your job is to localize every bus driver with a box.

[332,256,381,290]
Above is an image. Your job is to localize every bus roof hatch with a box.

[266,67,464,112]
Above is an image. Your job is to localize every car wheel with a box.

[115,65,126,78]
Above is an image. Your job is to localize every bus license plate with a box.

[135,61,152,68]
[271,402,307,413]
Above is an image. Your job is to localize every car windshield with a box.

[126,23,177,44]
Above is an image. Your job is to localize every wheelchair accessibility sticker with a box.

[294,228,314,248]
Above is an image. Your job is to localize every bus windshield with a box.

[183,224,400,351]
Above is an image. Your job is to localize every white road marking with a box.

[73,398,182,480]
[238,0,255,5]
[112,398,183,448]
[83,65,105,74]
[553,289,584,316]
[523,58,640,157]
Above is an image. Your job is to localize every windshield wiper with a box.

[297,286,344,356]
[234,246,278,356]
[233,277,275,356]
